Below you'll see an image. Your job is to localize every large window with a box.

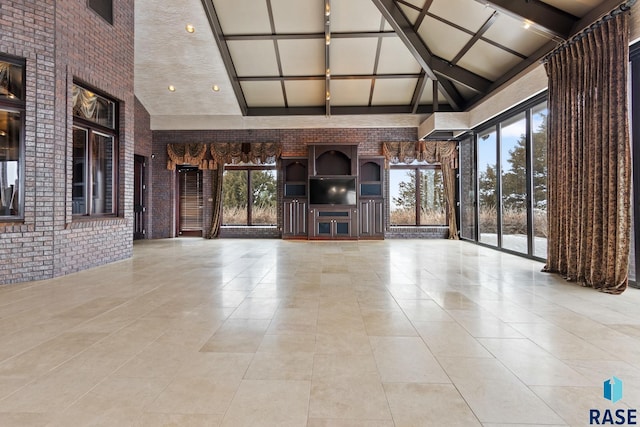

[478,128,498,246]
[464,95,548,259]
[72,84,118,216]
[222,167,277,226]
[0,58,24,220]
[459,137,476,240]
[389,165,446,226]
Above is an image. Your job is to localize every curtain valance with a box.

[166,143,212,170]
[382,141,458,169]
[210,142,282,168]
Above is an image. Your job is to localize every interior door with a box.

[133,155,145,239]
[177,167,203,237]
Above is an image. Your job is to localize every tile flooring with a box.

[0,238,639,426]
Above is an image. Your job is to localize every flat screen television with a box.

[309,178,356,205]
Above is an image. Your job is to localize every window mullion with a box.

[247,170,252,225]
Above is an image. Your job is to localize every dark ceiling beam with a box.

[200,0,248,115]
[411,71,428,114]
[237,73,424,82]
[473,0,578,39]
[225,31,397,41]
[246,104,454,116]
[371,0,491,108]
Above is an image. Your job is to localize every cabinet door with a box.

[295,201,307,235]
[371,199,384,235]
[284,200,307,236]
[360,199,384,237]
[283,200,296,235]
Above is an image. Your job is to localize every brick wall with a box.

[151,128,417,239]
[0,0,135,284]
[0,0,57,284]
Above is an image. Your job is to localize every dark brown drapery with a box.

[166,143,213,170]
[543,11,631,293]
[207,167,224,239]
[206,142,283,238]
[382,141,459,239]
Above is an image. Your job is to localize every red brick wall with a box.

[151,127,417,238]
[0,0,135,284]
[0,1,57,283]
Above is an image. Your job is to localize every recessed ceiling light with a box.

[523,20,531,29]
[0,131,6,137]
[168,85,176,92]
[186,24,195,33]
[212,85,220,92]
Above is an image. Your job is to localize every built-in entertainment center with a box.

[282,144,384,240]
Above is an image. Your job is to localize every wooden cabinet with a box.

[359,199,384,238]
[283,158,307,198]
[309,207,358,240]
[358,156,385,239]
[283,199,307,238]
[282,157,308,239]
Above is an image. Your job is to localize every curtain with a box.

[207,167,224,238]
[210,142,282,166]
[543,11,631,293]
[72,85,98,120]
[166,143,212,170]
[382,140,459,239]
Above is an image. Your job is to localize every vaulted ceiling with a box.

[134,0,619,126]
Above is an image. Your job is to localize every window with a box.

[88,0,113,24]
[222,167,277,226]
[463,94,548,260]
[72,84,118,216]
[389,165,446,226]
[0,58,25,220]
[478,128,498,246]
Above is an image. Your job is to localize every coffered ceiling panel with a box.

[429,0,496,32]
[331,79,372,106]
[418,16,473,62]
[483,13,553,56]
[278,39,325,76]
[377,37,422,74]
[330,38,379,75]
[271,0,324,33]
[372,78,418,105]
[331,0,385,32]
[285,80,325,107]
[211,0,271,34]
[457,40,523,81]
[241,81,285,107]
[227,40,279,77]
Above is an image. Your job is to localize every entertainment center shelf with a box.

[282,144,384,240]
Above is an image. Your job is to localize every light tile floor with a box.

[0,238,639,426]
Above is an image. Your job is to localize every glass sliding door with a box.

[500,112,528,254]
[531,102,548,259]
[459,138,476,240]
[478,128,498,246]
